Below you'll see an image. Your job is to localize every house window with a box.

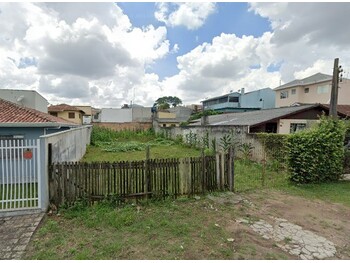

[162,124,167,127]
[50,112,58,117]
[218,97,228,104]
[290,123,306,134]
[291,89,296,95]
[317,85,330,94]
[68,112,75,119]
[229,97,239,102]
[280,91,289,99]
[304,88,309,93]
[93,113,100,120]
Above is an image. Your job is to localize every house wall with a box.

[39,125,92,210]
[158,125,265,161]
[0,89,48,113]
[100,108,133,123]
[276,79,350,107]
[0,127,44,140]
[158,112,176,119]
[75,106,92,124]
[241,88,275,109]
[56,111,82,125]
[0,126,71,140]
[203,89,275,112]
[278,119,318,134]
[40,125,92,163]
[75,106,92,115]
[132,107,152,122]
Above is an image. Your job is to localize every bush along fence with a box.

[49,147,235,207]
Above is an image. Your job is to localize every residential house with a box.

[190,104,347,134]
[0,89,48,113]
[0,98,78,140]
[202,88,275,113]
[154,106,193,127]
[48,104,85,125]
[274,73,350,107]
[74,105,93,124]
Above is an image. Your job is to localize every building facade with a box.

[48,104,84,125]
[202,88,275,113]
[274,73,350,107]
[0,89,48,113]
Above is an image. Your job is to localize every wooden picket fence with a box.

[49,151,234,207]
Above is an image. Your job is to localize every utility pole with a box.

[329,58,343,118]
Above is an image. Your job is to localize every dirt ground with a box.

[212,190,350,259]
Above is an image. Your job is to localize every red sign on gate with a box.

[23,149,33,160]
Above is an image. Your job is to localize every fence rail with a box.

[49,152,234,207]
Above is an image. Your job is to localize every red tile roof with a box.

[0,98,77,125]
[48,104,84,112]
[322,104,350,117]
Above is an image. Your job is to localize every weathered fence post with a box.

[261,137,267,187]
[220,152,225,189]
[262,159,266,187]
[144,145,150,199]
[215,152,220,190]
[228,146,234,192]
[201,148,205,194]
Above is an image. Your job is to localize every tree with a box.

[155,96,182,108]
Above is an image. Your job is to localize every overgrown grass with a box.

[84,127,201,162]
[91,126,156,145]
[82,144,201,162]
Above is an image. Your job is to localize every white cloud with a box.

[248,2,350,84]
[155,2,216,30]
[1,2,350,108]
[0,3,170,108]
[160,32,281,104]
[293,60,334,79]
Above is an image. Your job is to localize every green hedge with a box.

[287,117,346,183]
[257,133,289,164]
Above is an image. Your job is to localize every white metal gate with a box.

[0,139,41,211]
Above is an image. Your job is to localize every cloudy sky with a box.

[1,2,350,108]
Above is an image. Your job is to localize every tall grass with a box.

[91,126,155,145]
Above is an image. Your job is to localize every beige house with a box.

[74,105,93,124]
[48,104,84,125]
[155,106,193,127]
[275,73,350,107]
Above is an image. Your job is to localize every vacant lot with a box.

[25,128,349,259]
[24,188,350,260]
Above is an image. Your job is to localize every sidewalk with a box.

[0,212,45,260]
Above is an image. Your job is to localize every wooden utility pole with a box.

[330,58,340,118]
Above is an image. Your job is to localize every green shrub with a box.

[257,133,289,165]
[91,126,118,145]
[188,109,222,122]
[287,116,346,183]
[344,149,350,173]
